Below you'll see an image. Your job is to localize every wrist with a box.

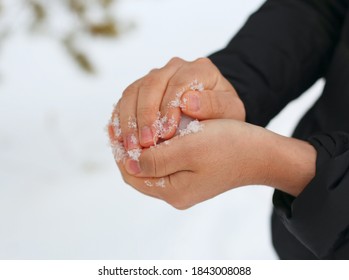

[265,133,317,197]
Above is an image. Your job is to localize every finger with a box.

[118,161,196,209]
[124,130,203,177]
[117,161,168,199]
[137,57,185,147]
[159,58,228,138]
[165,57,228,93]
[108,101,122,143]
[120,81,142,152]
[180,90,245,121]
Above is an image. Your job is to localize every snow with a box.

[144,180,153,187]
[111,114,122,137]
[152,111,171,141]
[155,178,166,189]
[0,0,325,260]
[127,148,142,162]
[111,141,127,163]
[178,120,204,137]
[168,80,204,109]
[127,116,137,129]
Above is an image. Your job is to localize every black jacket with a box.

[209,0,349,259]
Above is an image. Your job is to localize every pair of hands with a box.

[108,57,316,209]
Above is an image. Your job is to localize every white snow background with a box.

[0,0,323,259]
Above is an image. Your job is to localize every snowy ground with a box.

[0,0,323,259]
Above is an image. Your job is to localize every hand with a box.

[109,57,245,154]
[116,119,316,209]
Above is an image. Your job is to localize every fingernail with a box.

[127,134,138,150]
[126,159,142,175]
[188,94,200,112]
[141,126,153,144]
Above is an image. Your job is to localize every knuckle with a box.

[148,68,159,74]
[168,57,184,66]
[122,83,138,98]
[167,197,190,210]
[155,149,167,176]
[141,150,159,177]
[194,57,212,66]
[141,73,159,88]
[193,57,219,76]
[209,94,225,117]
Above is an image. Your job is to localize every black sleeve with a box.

[209,0,348,126]
[273,132,349,259]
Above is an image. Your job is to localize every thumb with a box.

[124,135,198,178]
[181,90,245,121]
[125,121,206,178]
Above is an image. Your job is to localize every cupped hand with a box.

[109,57,245,154]
[116,119,274,209]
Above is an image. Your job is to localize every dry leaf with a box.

[71,51,95,73]
[88,20,118,37]
[63,35,95,73]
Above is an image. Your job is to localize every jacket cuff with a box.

[273,132,349,258]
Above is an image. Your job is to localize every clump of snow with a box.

[168,80,204,110]
[130,134,138,145]
[178,119,204,137]
[176,114,194,132]
[189,79,204,92]
[164,140,171,145]
[111,141,127,163]
[150,113,204,147]
[152,112,178,145]
[169,89,185,109]
[127,148,142,161]
[128,116,137,129]
[152,112,168,140]
[155,178,166,188]
[144,180,153,187]
[111,114,122,137]
[144,178,165,188]
[182,97,188,108]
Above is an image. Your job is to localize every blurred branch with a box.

[29,0,46,30]
[63,34,95,74]
[0,0,122,74]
